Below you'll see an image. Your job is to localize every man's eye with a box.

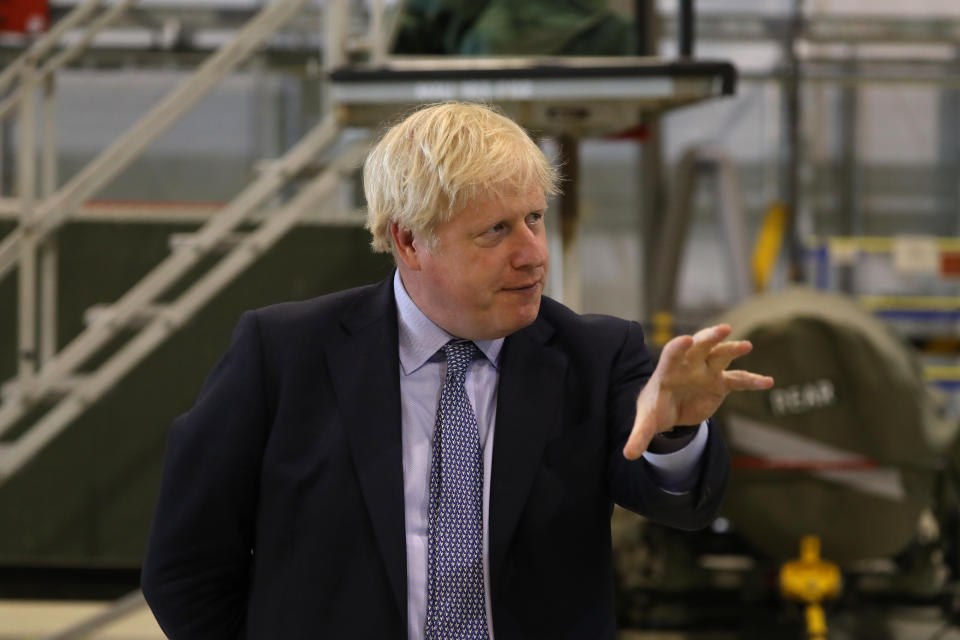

[487,223,506,234]
[526,213,543,225]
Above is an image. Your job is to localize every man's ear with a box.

[391,222,421,271]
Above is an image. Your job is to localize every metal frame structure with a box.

[0,0,322,483]
[0,115,365,480]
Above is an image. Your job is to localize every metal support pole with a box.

[782,0,804,282]
[679,0,695,57]
[940,47,960,236]
[40,74,59,365]
[369,0,386,66]
[637,0,664,321]
[0,113,5,198]
[17,64,38,388]
[651,149,697,315]
[634,0,649,57]
[557,134,582,312]
[325,0,348,72]
[836,53,859,293]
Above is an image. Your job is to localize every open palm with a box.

[623,324,774,460]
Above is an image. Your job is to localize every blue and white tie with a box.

[425,340,489,640]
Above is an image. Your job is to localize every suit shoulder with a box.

[538,296,642,348]
[249,282,383,332]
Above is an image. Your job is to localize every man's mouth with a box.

[503,281,540,292]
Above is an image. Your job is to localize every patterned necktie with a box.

[425,340,490,640]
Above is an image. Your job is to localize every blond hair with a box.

[363,102,560,253]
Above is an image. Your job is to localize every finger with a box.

[706,340,753,372]
[686,324,732,362]
[723,370,775,391]
[657,334,694,371]
[623,411,657,460]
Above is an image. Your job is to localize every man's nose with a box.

[511,225,547,269]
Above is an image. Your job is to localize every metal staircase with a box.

[0,0,371,484]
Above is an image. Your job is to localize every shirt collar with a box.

[393,270,503,376]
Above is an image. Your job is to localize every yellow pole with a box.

[780,535,841,640]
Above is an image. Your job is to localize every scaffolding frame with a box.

[0,0,333,483]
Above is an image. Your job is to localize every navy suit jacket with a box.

[141,275,728,639]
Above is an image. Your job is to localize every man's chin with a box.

[502,300,542,335]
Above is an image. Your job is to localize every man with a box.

[141,102,772,639]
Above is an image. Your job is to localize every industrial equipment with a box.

[615,287,960,638]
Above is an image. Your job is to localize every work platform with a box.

[330,56,736,135]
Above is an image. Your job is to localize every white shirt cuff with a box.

[641,421,709,494]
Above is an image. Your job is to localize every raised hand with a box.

[623,324,774,460]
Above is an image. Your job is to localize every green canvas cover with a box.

[715,287,956,564]
[394,0,634,56]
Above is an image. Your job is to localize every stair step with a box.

[1,374,89,403]
[168,231,249,253]
[83,304,170,329]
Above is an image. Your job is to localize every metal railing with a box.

[0,125,367,480]
[0,0,342,483]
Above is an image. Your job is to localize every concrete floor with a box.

[2,599,959,639]
[0,599,164,640]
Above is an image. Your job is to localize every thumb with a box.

[623,410,657,460]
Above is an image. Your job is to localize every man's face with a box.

[400,186,549,340]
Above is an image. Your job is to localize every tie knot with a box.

[442,340,479,378]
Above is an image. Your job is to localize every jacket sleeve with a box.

[605,320,729,531]
[141,311,271,639]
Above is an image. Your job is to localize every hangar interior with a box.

[1,0,960,638]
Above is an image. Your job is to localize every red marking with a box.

[607,124,650,142]
[940,252,960,278]
[0,0,48,35]
[732,456,879,471]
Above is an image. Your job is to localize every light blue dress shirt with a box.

[393,271,706,640]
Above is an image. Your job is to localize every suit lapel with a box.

[489,317,568,594]
[327,277,407,622]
